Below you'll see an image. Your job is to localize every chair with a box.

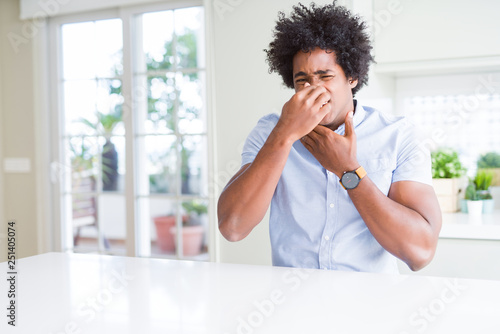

[72,176,109,249]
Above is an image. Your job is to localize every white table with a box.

[1,253,499,333]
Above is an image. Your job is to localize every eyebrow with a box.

[294,70,334,78]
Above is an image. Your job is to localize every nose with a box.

[309,77,321,86]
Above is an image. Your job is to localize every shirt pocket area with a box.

[358,158,394,196]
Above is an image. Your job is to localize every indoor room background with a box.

[0,0,499,280]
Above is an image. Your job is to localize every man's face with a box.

[292,48,357,129]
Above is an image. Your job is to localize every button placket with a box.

[329,176,343,269]
[319,170,335,270]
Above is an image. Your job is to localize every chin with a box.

[319,112,335,126]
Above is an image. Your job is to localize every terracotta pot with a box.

[153,216,176,252]
[170,225,204,256]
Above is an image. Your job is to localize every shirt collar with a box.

[334,99,366,135]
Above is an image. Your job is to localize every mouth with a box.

[321,99,331,108]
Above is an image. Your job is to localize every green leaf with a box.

[477,152,500,168]
[431,148,466,179]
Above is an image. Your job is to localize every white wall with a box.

[374,0,500,63]
[0,0,39,261]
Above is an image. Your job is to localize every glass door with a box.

[55,4,209,260]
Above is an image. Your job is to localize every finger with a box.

[303,132,318,145]
[305,85,326,100]
[299,86,330,109]
[295,83,318,96]
[306,125,332,144]
[296,81,312,93]
[300,136,314,152]
[312,90,331,110]
[344,111,355,137]
[311,124,342,142]
[311,124,330,136]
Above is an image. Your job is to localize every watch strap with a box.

[355,166,367,180]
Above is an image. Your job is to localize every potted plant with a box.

[78,109,122,191]
[431,148,467,212]
[172,201,207,256]
[474,169,494,214]
[477,152,500,186]
[464,180,483,217]
[153,214,188,253]
[153,201,206,256]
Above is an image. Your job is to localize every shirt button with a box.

[324,235,330,241]
[329,203,334,208]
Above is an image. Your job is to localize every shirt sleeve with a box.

[392,120,433,186]
[241,114,279,167]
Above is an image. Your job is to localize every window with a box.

[404,94,500,173]
[134,7,208,259]
[396,72,500,176]
[53,3,210,260]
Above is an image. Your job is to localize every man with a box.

[217,2,441,273]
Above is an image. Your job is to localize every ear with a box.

[348,78,358,89]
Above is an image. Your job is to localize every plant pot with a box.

[153,216,176,252]
[482,199,495,214]
[491,186,500,209]
[170,225,204,256]
[102,139,119,191]
[460,199,468,213]
[432,178,466,212]
[466,200,483,217]
[153,215,189,253]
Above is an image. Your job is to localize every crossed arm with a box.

[217,86,442,271]
[300,113,442,271]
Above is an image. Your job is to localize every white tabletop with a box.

[1,252,499,333]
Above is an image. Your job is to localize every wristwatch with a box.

[339,166,367,190]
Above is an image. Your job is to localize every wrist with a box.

[334,162,360,179]
[339,166,367,190]
[272,121,299,146]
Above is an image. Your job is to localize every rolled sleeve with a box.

[392,121,433,186]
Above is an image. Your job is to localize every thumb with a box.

[344,111,355,137]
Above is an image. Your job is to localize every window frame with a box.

[47,0,218,260]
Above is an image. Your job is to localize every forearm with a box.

[348,177,440,271]
[219,84,332,241]
[217,126,294,241]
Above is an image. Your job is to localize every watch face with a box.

[341,171,360,190]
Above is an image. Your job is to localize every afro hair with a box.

[264,1,374,96]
